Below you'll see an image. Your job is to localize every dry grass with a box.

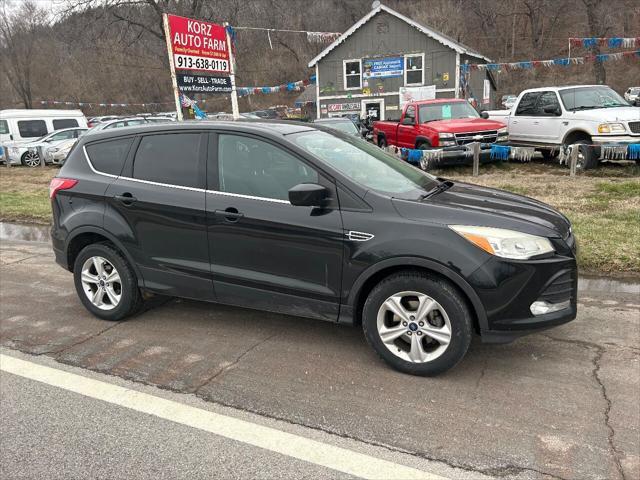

[0,161,639,276]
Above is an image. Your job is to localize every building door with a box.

[361,99,384,122]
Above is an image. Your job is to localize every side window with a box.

[218,134,318,201]
[17,120,47,138]
[344,60,361,90]
[49,130,75,142]
[537,91,561,116]
[86,138,133,176]
[53,119,79,130]
[404,106,416,124]
[0,120,8,135]
[515,93,541,116]
[133,133,204,189]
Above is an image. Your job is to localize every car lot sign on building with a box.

[167,15,229,73]
[177,73,232,93]
[363,57,403,79]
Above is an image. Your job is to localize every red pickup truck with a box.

[373,99,508,150]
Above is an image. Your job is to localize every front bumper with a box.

[592,135,640,144]
[410,142,507,168]
[470,234,578,343]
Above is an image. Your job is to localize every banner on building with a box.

[167,14,230,73]
[399,85,436,108]
[177,73,232,93]
[327,102,361,112]
[363,57,403,79]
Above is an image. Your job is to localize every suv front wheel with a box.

[363,272,472,376]
[73,243,142,321]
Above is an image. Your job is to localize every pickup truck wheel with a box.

[378,137,387,148]
[572,140,598,170]
[416,142,430,150]
[541,149,558,161]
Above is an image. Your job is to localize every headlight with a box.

[449,225,555,260]
[439,133,455,139]
[50,148,60,153]
[497,127,508,135]
[597,123,626,133]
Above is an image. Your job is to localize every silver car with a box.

[5,127,87,167]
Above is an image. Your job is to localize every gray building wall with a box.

[314,10,494,118]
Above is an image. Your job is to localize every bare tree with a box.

[581,0,608,84]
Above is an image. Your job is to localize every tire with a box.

[362,271,473,376]
[572,140,598,170]
[540,149,558,161]
[73,243,142,321]
[21,151,41,167]
[416,142,430,150]
[377,136,387,148]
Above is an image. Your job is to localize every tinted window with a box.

[86,138,133,176]
[53,119,79,129]
[515,93,541,116]
[218,134,318,201]
[17,120,47,138]
[537,91,561,116]
[0,120,8,134]
[133,133,203,188]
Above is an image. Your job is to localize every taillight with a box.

[49,178,78,199]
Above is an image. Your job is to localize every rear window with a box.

[85,138,133,176]
[133,133,204,189]
[53,119,79,130]
[17,120,47,138]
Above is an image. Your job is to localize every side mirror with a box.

[480,111,489,119]
[544,105,562,116]
[401,117,415,125]
[289,183,328,207]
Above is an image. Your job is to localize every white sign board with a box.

[399,85,436,108]
[482,79,491,105]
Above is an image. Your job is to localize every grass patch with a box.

[0,167,56,224]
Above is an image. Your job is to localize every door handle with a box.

[214,208,244,222]
[114,193,137,205]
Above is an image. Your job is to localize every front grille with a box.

[628,122,640,134]
[539,269,575,304]
[454,130,498,145]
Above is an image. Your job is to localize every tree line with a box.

[1,0,638,113]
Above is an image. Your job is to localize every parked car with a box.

[486,85,640,169]
[0,109,87,144]
[501,95,517,109]
[50,121,577,376]
[86,117,171,134]
[252,109,280,119]
[373,99,508,165]
[87,116,120,128]
[624,87,640,106]
[313,117,362,136]
[4,127,87,167]
[44,135,83,165]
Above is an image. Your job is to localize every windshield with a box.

[418,102,479,123]
[291,130,438,198]
[319,120,359,135]
[560,86,629,111]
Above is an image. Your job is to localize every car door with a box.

[534,91,564,144]
[104,131,213,300]
[510,92,541,143]
[206,132,344,321]
[397,105,418,148]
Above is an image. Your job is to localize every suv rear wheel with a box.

[362,272,472,376]
[73,243,142,321]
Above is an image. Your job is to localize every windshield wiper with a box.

[419,180,454,200]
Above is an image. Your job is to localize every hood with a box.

[393,182,571,239]
[424,118,506,133]
[570,106,640,122]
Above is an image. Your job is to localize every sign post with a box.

[224,22,240,119]
[162,13,183,121]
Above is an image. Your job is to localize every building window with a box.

[343,59,362,90]
[404,53,424,86]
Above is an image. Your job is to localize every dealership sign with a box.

[328,102,360,112]
[363,57,403,79]
[177,73,232,93]
[167,15,229,73]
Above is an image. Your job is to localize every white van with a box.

[0,109,88,144]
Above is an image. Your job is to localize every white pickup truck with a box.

[485,85,640,169]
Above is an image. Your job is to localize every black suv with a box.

[50,122,577,375]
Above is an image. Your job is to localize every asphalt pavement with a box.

[1,239,639,480]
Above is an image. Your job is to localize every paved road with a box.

[1,239,639,480]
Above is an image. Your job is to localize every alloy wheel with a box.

[376,291,452,363]
[80,256,122,310]
[23,151,41,167]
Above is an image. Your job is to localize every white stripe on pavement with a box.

[0,354,447,480]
